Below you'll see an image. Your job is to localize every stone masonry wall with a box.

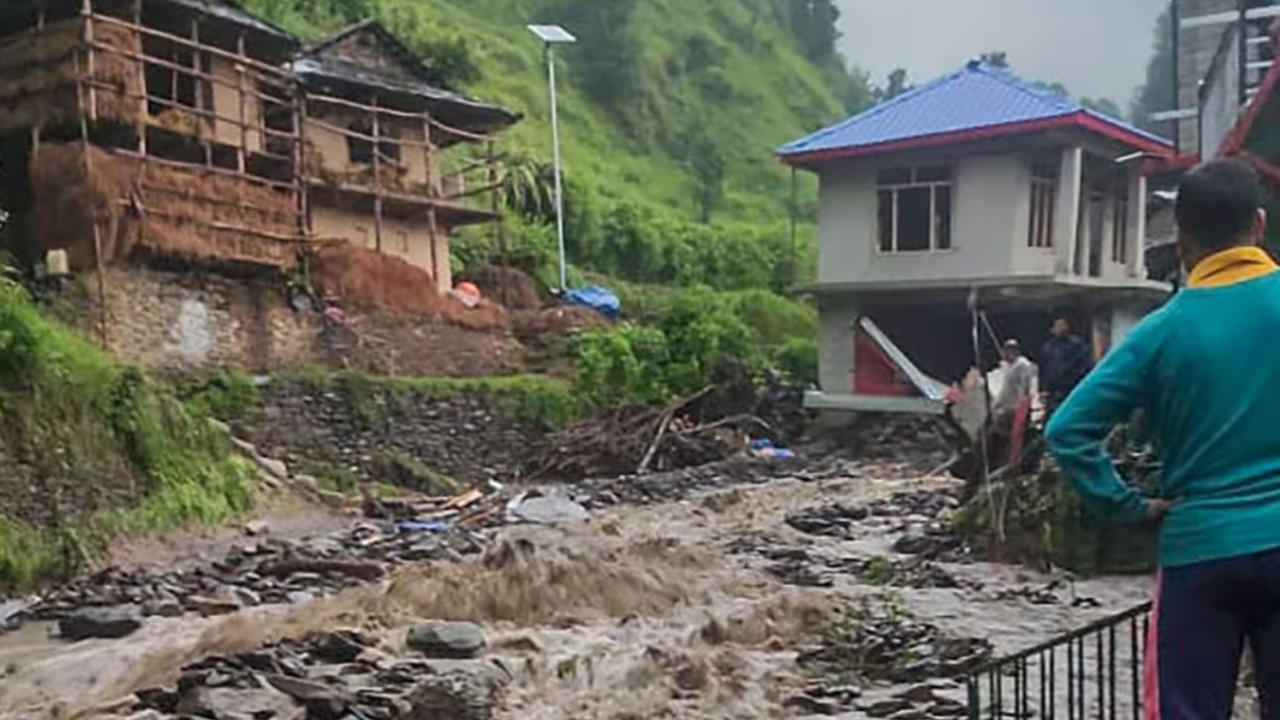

[58,265,525,377]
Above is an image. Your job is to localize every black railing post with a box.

[967,603,1154,720]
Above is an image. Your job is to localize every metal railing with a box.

[966,602,1153,720]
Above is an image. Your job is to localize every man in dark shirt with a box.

[1039,316,1090,415]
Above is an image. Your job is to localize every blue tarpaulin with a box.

[565,285,620,319]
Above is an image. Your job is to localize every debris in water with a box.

[798,599,992,684]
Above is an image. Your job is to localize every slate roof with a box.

[293,21,519,134]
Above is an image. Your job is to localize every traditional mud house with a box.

[0,0,519,370]
[780,61,1175,414]
[293,20,520,292]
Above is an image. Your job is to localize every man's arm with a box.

[1045,327,1159,523]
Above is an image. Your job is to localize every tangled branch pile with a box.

[530,388,772,480]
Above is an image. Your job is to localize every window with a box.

[876,165,953,252]
[346,118,402,165]
[1028,160,1058,248]
[1112,187,1130,264]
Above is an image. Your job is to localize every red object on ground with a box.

[455,281,481,299]
[853,327,912,396]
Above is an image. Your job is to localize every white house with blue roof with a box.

[780,60,1176,414]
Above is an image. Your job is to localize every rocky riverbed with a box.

[0,456,1156,720]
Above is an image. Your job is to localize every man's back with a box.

[1040,334,1089,395]
[1048,269,1280,567]
[1045,159,1280,720]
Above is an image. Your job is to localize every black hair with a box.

[1175,158,1263,250]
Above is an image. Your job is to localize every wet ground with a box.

[0,465,1159,719]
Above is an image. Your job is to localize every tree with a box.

[1130,7,1175,134]
[877,68,911,102]
[413,36,481,90]
[548,0,643,107]
[779,0,842,63]
[980,51,1009,68]
[1079,97,1125,120]
[688,131,726,223]
[840,66,876,114]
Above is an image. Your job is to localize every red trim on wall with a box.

[781,111,1174,167]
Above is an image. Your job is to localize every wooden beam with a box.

[305,91,495,143]
[75,19,109,349]
[90,12,291,80]
[236,32,247,174]
[297,92,311,237]
[84,42,295,110]
[134,0,146,155]
[372,94,383,253]
[82,0,99,121]
[788,166,797,287]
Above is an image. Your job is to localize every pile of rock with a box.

[240,378,547,487]
[123,624,505,720]
[579,455,863,507]
[785,489,961,538]
[798,603,992,685]
[852,414,955,471]
[28,521,484,634]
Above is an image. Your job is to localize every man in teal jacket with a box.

[1046,158,1280,720]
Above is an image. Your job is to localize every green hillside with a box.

[242,0,867,291]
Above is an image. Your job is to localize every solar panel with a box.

[527,24,576,44]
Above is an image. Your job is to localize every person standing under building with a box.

[993,339,1037,423]
[1039,316,1090,415]
[1046,158,1280,720]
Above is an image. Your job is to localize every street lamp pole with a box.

[528,25,576,291]
[547,44,567,291]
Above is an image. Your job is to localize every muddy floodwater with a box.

[0,469,1162,719]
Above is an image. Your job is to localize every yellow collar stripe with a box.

[1187,246,1280,288]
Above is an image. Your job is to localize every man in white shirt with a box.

[994,338,1037,422]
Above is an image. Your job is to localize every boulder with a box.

[405,669,502,720]
[177,686,304,720]
[508,494,588,525]
[264,674,349,717]
[59,605,143,640]
[407,622,487,659]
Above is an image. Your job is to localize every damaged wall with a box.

[0,17,142,135]
[311,204,451,292]
[304,105,434,193]
[29,143,302,270]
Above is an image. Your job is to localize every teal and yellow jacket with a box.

[1046,246,1280,567]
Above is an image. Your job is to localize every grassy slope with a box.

[0,280,256,589]
[241,0,845,223]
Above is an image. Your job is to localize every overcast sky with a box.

[836,0,1169,108]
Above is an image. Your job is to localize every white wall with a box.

[816,147,1148,287]
[817,153,1032,285]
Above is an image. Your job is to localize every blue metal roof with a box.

[780,61,1171,160]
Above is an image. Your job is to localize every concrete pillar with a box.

[1129,173,1148,278]
[817,294,859,394]
[1055,147,1084,275]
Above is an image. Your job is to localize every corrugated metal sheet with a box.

[780,61,1169,157]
